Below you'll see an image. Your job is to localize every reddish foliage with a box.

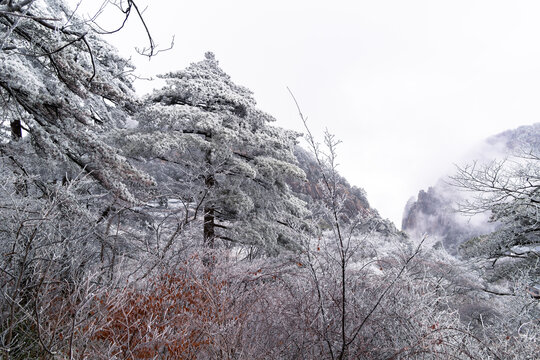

[93,269,236,359]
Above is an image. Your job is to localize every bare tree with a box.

[451,152,540,263]
[0,154,114,358]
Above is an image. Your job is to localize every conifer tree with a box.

[0,0,153,201]
[132,53,308,252]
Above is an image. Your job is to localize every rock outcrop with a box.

[292,146,398,235]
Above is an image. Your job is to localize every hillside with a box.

[292,146,399,235]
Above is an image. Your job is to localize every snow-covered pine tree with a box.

[131,53,309,253]
[0,3,159,355]
[0,0,153,201]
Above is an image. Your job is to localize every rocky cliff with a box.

[402,183,487,254]
[292,146,398,235]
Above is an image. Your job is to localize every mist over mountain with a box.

[402,123,540,254]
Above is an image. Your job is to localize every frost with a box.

[0,0,147,201]
[131,54,309,251]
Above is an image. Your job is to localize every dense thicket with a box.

[0,1,537,359]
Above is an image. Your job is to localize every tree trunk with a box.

[10,119,22,140]
[203,206,215,248]
[203,174,215,248]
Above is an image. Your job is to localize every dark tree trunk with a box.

[10,119,22,140]
[203,205,215,248]
[203,173,215,248]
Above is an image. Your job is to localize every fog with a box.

[72,0,540,227]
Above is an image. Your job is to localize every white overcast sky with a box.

[73,0,540,228]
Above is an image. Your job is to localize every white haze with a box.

[71,0,540,228]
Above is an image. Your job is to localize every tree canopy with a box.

[1,0,152,201]
[130,52,309,251]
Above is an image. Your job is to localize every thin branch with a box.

[347,236,427,347]
[81,35,96,82]
[0,10,59,21]
[130,1,156,58]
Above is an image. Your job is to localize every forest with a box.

[0,1,538,359]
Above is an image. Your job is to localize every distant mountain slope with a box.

[292,146,399,235]
[402,123,540,254]
[487,123,540,150]
[402,182,490,254]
